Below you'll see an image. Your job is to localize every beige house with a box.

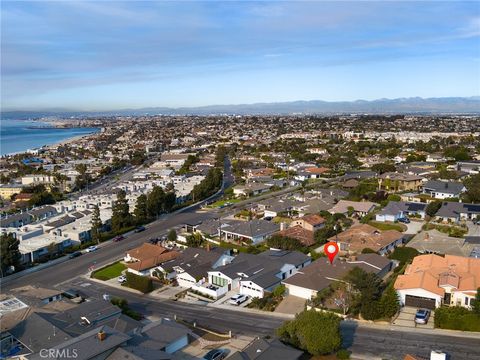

[378,172,424,192]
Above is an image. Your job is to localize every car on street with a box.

[86,245,98,253]
[229,294,248,306]
[134,226,146,233]
[113,235,125,242]
[398,217,410,224]
[203,349,228,360]
[68,251,82,259]
[118,275,127,284]
[414,309,431,324]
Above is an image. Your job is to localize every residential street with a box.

[55,277,480,360]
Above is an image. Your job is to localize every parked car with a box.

[148,237,159,244]
[118,275,127,284]
[68,251,82,259]
[414,309,431,324]
[229,294,248,306]
[86,246,98,253]
[398,217,410,224]
[134,226,146,233]
[203,349,228,360]
[113,235,125,242]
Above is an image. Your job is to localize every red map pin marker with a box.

[324,241,339,264]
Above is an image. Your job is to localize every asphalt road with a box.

[58,279,480,360]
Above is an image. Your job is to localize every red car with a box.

[113,235,125,242]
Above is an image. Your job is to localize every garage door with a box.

[405,295,436,310]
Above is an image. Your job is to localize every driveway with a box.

[274,295,306,315]
[392,306,434,329]
[404,220,424,235]
[467,221,480,237]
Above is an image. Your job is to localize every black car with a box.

[203,349,228,360]
[68,251,82,259]
[148,237,159,244]
[398,217,410,224]
[134,226,146,233]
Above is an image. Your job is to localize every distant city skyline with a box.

[2,1,479,111]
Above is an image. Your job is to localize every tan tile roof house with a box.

[276,225,315,247]
[394,254,480,309]
[124,243,180,274]
[329,200,378,216]
[327,224,404,255]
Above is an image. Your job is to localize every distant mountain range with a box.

[2,97,480,119]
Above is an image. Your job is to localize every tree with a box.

[266,234,306,251]
[186,232,204,247]
[463,174,480,203]
[379,286,400,318]
[133,194,148,225]
[167,229,177,242]
[344,267,383,319]
[164,191,176,212]
[276,310,342,355]
[111,190,132,233]
[91,205,103,244]
[0,233,21,275]
[371,163,396,174]
[272,284,286,298]
[147,186,165,219]
[472,288,480,315]
[426,200,442,217]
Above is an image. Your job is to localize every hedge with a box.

[434,306,480,332]
[126,271,153,293]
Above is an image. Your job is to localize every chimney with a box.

[206,241,210,251]
[424,232,430,240]
[280,222,287,231]
[97,330,106,341]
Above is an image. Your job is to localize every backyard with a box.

[368,221,406,232]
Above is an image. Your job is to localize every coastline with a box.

[1,125,100,157]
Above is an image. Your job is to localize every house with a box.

[130,318,192,355]
[229,338,303,360]
[291,214,325,232]
[422,180,466,199]
[394,254,480,309]
[162,247,233,288]
[378,172,424,192]
[376,201,427,222]
[124,243,180,276]
[322,224,404,255]
[9,286,64,307]
[208,250,310,298]
[407,230,471,257]
[456,160,480,174]
[28,326,131,360]
[233,183,271,198]
[256,198,297,218]
[294,167,329,181]
[283,255,392,300]
[435,202,480,223]
[220,219,280,245]
[329,200,378,217]
[275,225,315,247]
[0,184,24,200]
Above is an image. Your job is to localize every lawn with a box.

[368,221,406,232]
[91,261,126,281]
[207,198,241,208]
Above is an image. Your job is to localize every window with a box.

[211,275,228,287]
[465,297,469,306]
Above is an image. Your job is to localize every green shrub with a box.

[126,272,153,293]
[337,349,351,359]
[434,306,480,332]
[388,247,419,266]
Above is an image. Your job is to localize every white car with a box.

[118,275,127,284]
[229,294,248,306]
[86,245,98,253]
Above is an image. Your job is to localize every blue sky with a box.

[2,1,479,110]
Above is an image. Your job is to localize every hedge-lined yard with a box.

[126,271,153,293]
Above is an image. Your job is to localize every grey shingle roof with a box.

[229,338,302,360]
[221,219,279,238]
[423,180,465,195]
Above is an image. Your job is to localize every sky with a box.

[1,0,480,111]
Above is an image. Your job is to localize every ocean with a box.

[0,119,100,155]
